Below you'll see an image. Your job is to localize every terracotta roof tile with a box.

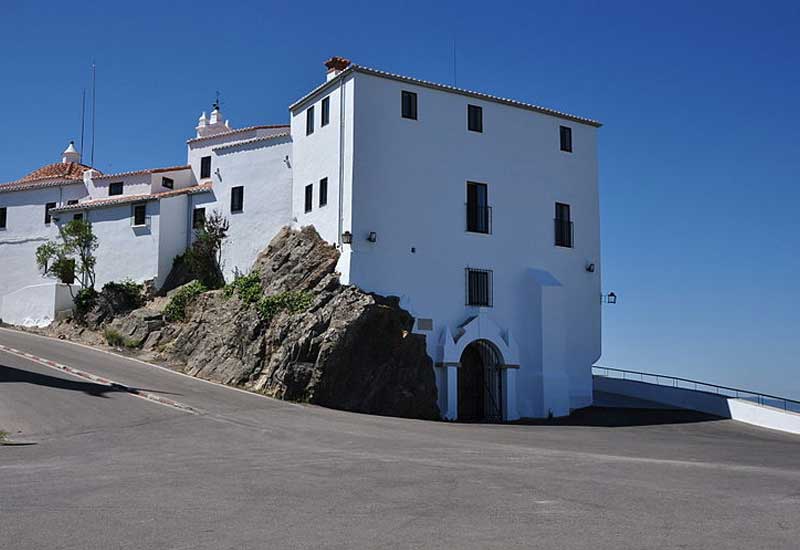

[0,162,100,193]
[51,183,213,213]
[186,124,290,144]
[91,165,190,180]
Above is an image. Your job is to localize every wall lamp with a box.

[341,231,353,244]
[585,262,595,273]
[367,231,377,243]
[601,292,617,304]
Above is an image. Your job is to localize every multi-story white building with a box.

[0,57,602,421]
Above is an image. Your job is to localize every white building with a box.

[0,57,602,421]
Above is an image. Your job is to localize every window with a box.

[0,207,6,229]
[306,105,315,135]
[73,213,83,221]
[67,199,79,205]
[45,202,56,224]
[554,202,573,248]
[231,186,244,213]
[132,204,147,227]
[304,184,313,213]
[200,156,212,179]
[466,268,493,307]
[162,177,174,189]
[192,207,206,229]
[560,125,573,152]
[109,182,123,196]
[321,97,330,127]
[467,104,483,132]
[319,177,328,207]
[401,90,418,120]
[466,182,490,234]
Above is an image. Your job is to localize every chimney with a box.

[325,56,351,81]
[62,141,81,164]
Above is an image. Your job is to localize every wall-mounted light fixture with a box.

[367,231,377,243]
[601,292,617,304]
[585,262,596,273]
[341,231,352,244]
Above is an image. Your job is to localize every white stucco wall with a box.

[0,183,88,319]
[340,72,601,419]
[88,172,151,198]
[157,194,190,286]
[149,168,194,194]
[189,136,293,280]
[1,282,75,327]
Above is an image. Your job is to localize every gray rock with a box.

[109,308,164,347]
[157,226,440,420]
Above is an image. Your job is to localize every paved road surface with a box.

[1,327,799,549]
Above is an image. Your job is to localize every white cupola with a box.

[62,141,81,164]
[195,99,232,138]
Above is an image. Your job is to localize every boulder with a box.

[157,226,440,420]
[108,308,164,347]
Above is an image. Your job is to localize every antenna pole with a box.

[80,88,86,161]
[453,39,457,87]
[90,62,96,167]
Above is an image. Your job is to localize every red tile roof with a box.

[186,124,290,145]
[50,183,213,213]
[91,165,190,180]
[0,162,98,193]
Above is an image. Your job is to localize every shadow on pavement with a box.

[514,406,724,427]
[0,364,177,398]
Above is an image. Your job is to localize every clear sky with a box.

[2,1,798,398]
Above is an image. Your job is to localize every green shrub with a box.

[223,271,262,305]
[73,287,99,320]
[257,291,314,321]
[103,328,143,349]
[102,279,145,311]
[164,281,207,322]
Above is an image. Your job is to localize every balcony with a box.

[554,218,574,248]
[466,204,492,234]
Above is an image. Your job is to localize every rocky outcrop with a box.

[153,226,439,420]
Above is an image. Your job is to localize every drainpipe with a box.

[337,75,346,247]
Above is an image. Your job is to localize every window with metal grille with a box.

[467,104,483,132]
[0,207,6,229]
[466,268,493,307]
[319,178,328,207]
[192,207,206,230]
[401,90,418,120]
[554,202,573,247]
[132,204,147,227]
[304,184,313,213]
[162,177,174,189]
[321,97,330,127]
[560,125,572,152]
[306,105,315,135]
[231,186,244,213]
[200,156,212,179]
[45,202,56,224]
[466,181,491,234]
[109,182,123,196]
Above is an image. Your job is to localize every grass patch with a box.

[257,291,314,321]
[164,281,207,322]
[103,328,143,349]
[223,271,262,305]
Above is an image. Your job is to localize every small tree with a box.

[186,210,229,289]
[36,219,98,294]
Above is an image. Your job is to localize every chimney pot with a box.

[325,56,351,74]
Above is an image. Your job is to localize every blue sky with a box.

[2,1,799,398]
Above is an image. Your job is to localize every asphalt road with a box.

[1,328,799,550]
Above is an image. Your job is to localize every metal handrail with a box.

[593,365,800,413]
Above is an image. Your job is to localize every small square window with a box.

[109,182,124,196]
[73,213,83,221]
[132,204,147,227]
[560,125,573,152]
[319,178,328,207]
[466,268,493,307]
[0,207,7,229]
[231,186,244,213]
[468,105,483,132]
[401,91,418,120]
[67,199,79,205]
[193,207,206,230]
[306,105,315,135]
[162,177,174,189]
[45,202,57,224]
[304,184,313,213]
[321,97,330,127]
[200,156,212,179]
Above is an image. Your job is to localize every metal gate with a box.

[459,339,503,422]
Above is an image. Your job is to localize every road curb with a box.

[0,343,200,415]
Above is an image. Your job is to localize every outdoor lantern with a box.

[601,292,618,304]
[367,231,377,243]
[341,231,353,244]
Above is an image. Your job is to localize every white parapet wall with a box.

[594,376,800,436]
[0,282,75,327]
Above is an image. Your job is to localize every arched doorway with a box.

[458,339,503,422]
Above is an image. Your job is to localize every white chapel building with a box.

[0,57,603,421]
